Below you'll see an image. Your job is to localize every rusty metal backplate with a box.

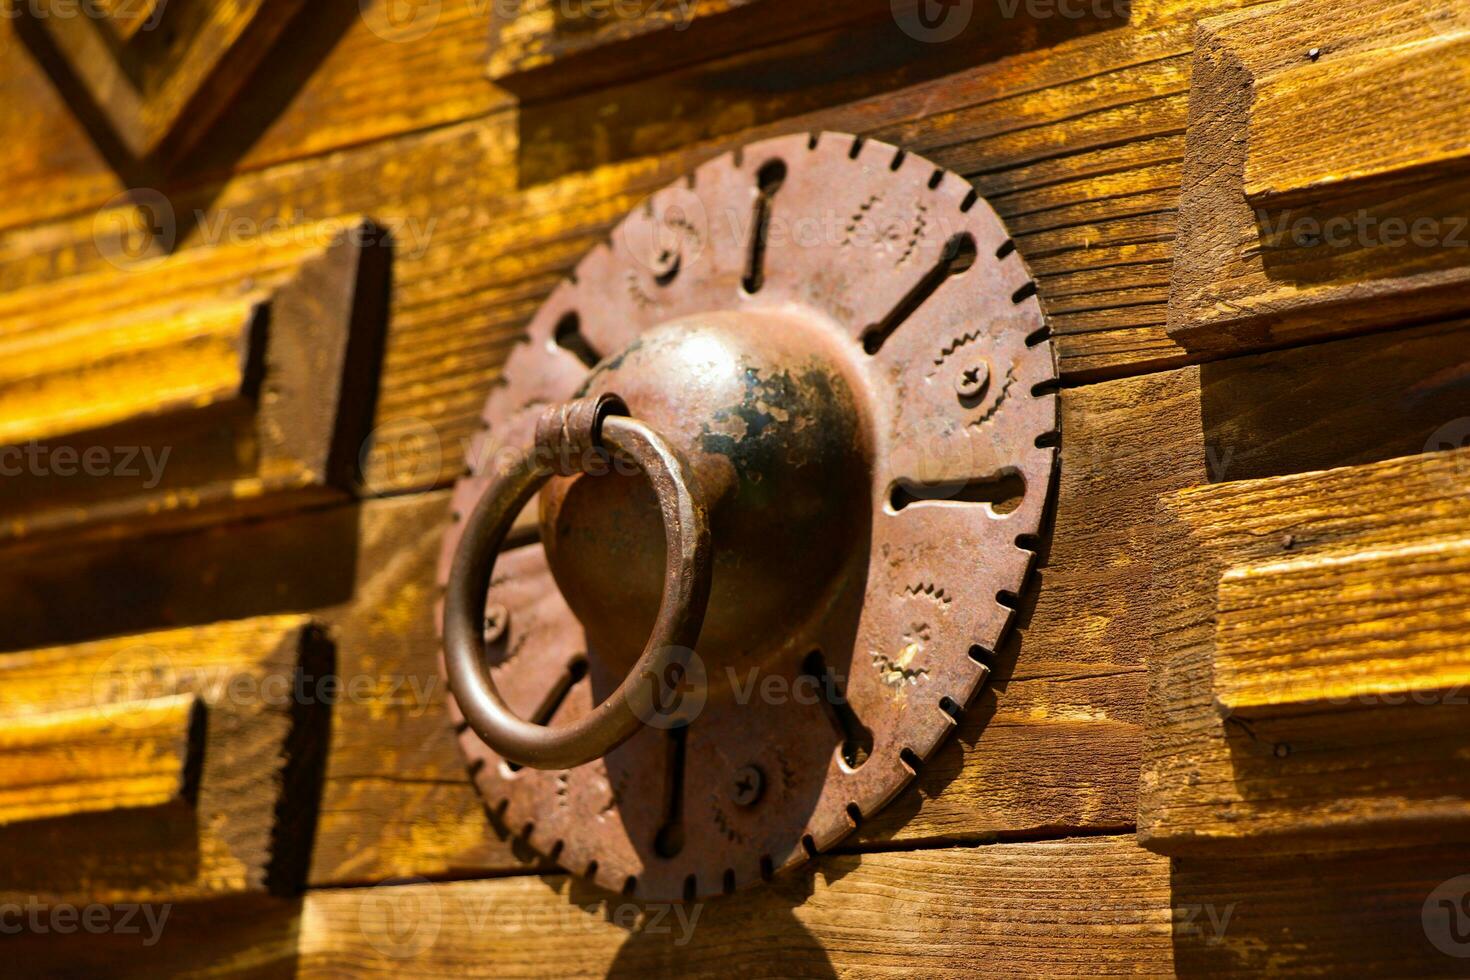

[438,132,1058,901]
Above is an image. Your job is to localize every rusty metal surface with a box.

[443,396,713,770]
[438,131,1058,901]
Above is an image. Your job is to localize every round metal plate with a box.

[438,131,1058,901]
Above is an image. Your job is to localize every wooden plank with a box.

[1244,31,1470,206]
[9,836,1466,975]
[488,0,896,101]
[0,220,390,549]
[1143,445,1470,856]
[1216,534,1470,717]
[298,838,1177,976]
[1166,0,1470,358]
[0,694,200,827]
[292,837,1470,977]
[0,298,256,445]
[0,0,1155,235]
[0,617,329,904]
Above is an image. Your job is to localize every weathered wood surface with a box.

[1166,0,1470,356]
[0,693,200,827]
[14,0,310,164]
[7,314,1462,893]
[0,617,328,904]
[1142,444,1470,856]
[0,0,1280,465]
[487,0,891,100]
[12,835,1468,975]
[0,221,389,549]
[293,837,1470,976]
[1216,534,1470,718]
[3,0,1470,971]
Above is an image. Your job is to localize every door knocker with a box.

[439,132,1058,901]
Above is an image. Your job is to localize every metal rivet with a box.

[732,765,764,807]
[483,603,509,645]
[955,361,990,400]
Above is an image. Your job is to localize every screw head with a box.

[483,603,509,645]
[732,765,764,807]
[955,361,990,400]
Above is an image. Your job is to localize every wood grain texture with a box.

[5,316,1464,891]
[4,0,1470,969]
[0,617,329,903]
[1244,30,1470,206]
[10,836,1468,976]
[0,694,200,827]
[292,836,1470,977]
[298,837,1178,977]
[0,219,389,550]
[16,0,309,162]
[0,0,1280,454]
[0,894,304,979]
[1216,534,1470,718]
[1142,445,1470,857]
[488,0,895,100]
[1167,0,1470,357]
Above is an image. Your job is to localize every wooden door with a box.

[3,0,1470,974]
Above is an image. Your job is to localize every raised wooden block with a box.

[0,694,201,827]
[0,616,332,903]
[1141,445,1470,856]
[1216,535,1470,718]
[487,0,889,100]
[1167,0,1470,356]
[14,0,308,165]
[1244,32,1470,208]
[0,218,390,548]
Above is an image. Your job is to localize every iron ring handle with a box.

[443,394,712,770]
